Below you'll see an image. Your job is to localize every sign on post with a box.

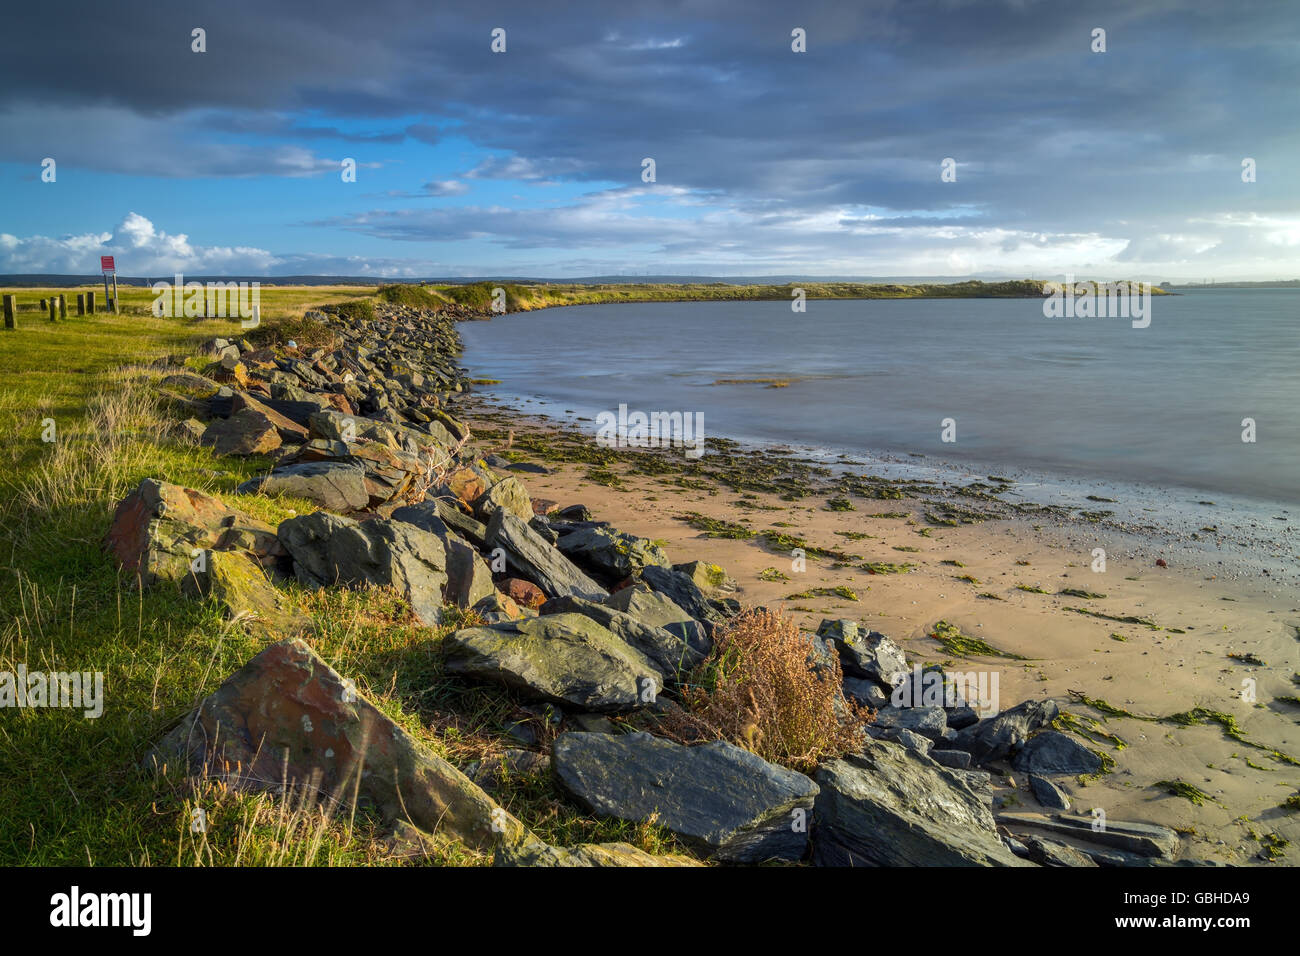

[100,256,118,314]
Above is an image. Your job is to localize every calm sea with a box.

[458,289,1300,508]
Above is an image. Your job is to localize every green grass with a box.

[0,292,695,867]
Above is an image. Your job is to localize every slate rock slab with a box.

[239,460,370,513]
[812,740,1032,867]
[552,731,818,863]
[1011,730,1103,776]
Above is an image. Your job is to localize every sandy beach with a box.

[461,395,1300,864]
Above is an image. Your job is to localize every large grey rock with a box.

[552,732,818,863]
[556,526,671,581]
[604,584,712,661]
[816,619,908,687]
[873,706,949,741]
[812,740,1032,867]
[996,811,1178,859]
[391,503,494,608]
[1023,836,1098,867]
[474,475,533,521]
[1011,731,1102,775]
[486,508,606,601]
[443,613,661,712]
[843,677,890,710]
[538,595,705,680]
[239,461,370,513]
[277,511,448,625]
[638,565,724,626]
[951,699,1060,765]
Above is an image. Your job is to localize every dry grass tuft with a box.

[657,607,868,772]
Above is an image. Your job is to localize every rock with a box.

[474,475,533,522]
[436,499,487,547]
[485,509,607,601]
[843,677,890,710]
[867,726,933,756]
[443,614,661,712]
[472,590,527,623]
[203,355,249,387]
[552,732,817,863]
[282,438,428,509]
[946,704,981,730]
[952,699,1060,765]
[816,619,907,687]
[230,390,310,442]
[812,740,1032,866]
[238,461,370,513]
[502,577,546,610]
[468,749,551,791]
[494,841,700,867]
[996,812,1177,859]
[638,564,725,626]
[184,549,308,636]
[556,526,671,580]
[277,511,448,626]
[151,638,529,853]
[106,477,284,586]
[604,584,712,661]
[200,409,282,457]
[1011,731,1102,775]
[441,464,490,508]
[674,560,733,592]
[443,536,495,608]
[931,749,973,770]
[1029,774,1072,811]
[175,418,206,442]
[873,705,948,741]
[1022,836,1098,867]
[539,594,706,680]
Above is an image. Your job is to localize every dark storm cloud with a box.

[4,0,1298,274]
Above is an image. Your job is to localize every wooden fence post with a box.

[2,294,15,330]
[48,298,58,322]
[88,291,96,314]
[77,293,86,316]
[58,295,67,319]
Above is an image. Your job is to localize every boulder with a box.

[443,536,495,608]
[277,511,448,626]
[604,584,712,661]
[230,390,310,442]
[552,732,818,863]
[996,811,1177,859]
[873,705,949,741]
[1022,836,1098,868]
[1011,731,1103,776]
[443,614,661,712]
[951,699,1060,765]
[816,619,908,688]
[502,577,546,609]
[485,509,606,601]
[538,594,706,680]
[474,475,533,522]
[674,560,734,593]
[239,461,370,513]
[184,549,308,636]
[812,740,1032,867]
[152,638,529,853]
[556,526,671,580]
[106,477,284,586]
[638,564,725,626]
[200,409,282,457]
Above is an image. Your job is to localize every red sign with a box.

[100,256,115,272]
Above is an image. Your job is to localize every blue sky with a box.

[1,0,1297,279]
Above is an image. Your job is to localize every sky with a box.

[1,0,1297,280]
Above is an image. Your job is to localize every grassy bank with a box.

[0,296,683,866]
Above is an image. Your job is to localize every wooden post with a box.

[3,294,15,330]
[58,295,67,319]
[88,291,96,314]
[39,298,47,310]
[77,293,86,316]
[108,296,116,314]
[48,298,58,322]
[112,273,119,313]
